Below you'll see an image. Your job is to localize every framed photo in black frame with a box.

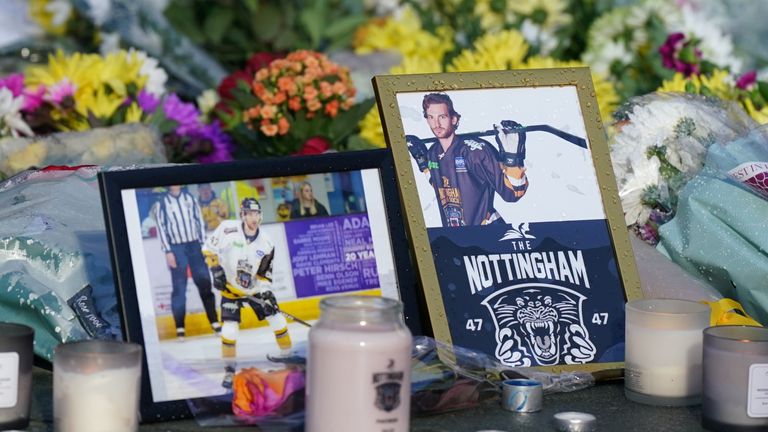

[99,149,422,421]
[373,69,642,374]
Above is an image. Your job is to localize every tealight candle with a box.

[702,325,768,431]
[0,322,33,430]
[54,340,142,432]
[624,299,710,406]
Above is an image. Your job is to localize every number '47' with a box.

[466,319,483,331]
[592,313,609,325]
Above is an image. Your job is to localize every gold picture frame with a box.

[373,68,641,373]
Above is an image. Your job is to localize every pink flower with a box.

[0,74,24,97]
[659,32,702,77]
[295,136,331,155]
[46,80,74,104]
[736,70,758,90]
[0,74,44,112]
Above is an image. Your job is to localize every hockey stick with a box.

[245,294,313,328]
[417,124,588,149]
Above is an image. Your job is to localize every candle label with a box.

[0,352,19,408]
[372,360,406,428]
[748,364,768,417]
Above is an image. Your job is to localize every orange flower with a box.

[252,82,267,99]
[319,81,333,99]
[273,91,287,105]
[288,96,302,111]
[331,81,346,95]
[277,76,296,94]
[341,99,354,110]
[303,85,319,101]
[324,99,340,117]
[306,98,322,112]
[255,68,269,82]
[304,56,319,69]
[247,106,261,118]
[260,104,277,119]
[260,120,278,136]
[277,117,290,135]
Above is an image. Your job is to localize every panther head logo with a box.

[481,283,596,367]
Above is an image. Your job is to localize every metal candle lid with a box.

[553,411,597,432]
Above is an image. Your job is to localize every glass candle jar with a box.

[54,340,143,432]
[0,322,34,430]
[624,299,710,406]
[702,325,768,431]
[306,296,412,432]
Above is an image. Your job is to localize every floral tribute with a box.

[218,50,370,156]
[0,50,232,163]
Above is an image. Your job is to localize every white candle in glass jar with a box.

[54,367,141,432]
[624,299,710,406]
[306,296,412,432]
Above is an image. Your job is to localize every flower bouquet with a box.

[0,49,232,176]
[610,92,756,244]
[217,50,373,157]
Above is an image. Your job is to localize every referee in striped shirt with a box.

[157,185,221,339]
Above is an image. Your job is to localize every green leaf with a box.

[758,81,768,103]
[324,15,367,39]
[204,8,235,45]
[242,0,259,14]
[328,98,375,144]
[299,0,328,48]
[252,3,282,41]
[346,134,378,151]
[164,2,204,44]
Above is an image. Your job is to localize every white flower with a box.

[520,20,558,56]
[0,88,33,138]
[84,0,112,26]
[196,89,219,120]
[675,5,742,73]
[45,0,72,27]
[618,154,661,226]
[130,49,167,96]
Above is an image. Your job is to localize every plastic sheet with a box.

[0,166,128,360]
[0,123,166,177]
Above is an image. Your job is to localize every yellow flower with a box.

[658,70,736,100]
[508,0,571,31]
[360,55,443,148]
[448,30,529,72]
[26,51,101,97]
[29,0,71,36]
[99,51,146,96]
[125,103,143,123]
[474,0,515,32]
[75,89,124,124]
[353,6,452,65]
[521,56,620,126]
[743,98,768,124]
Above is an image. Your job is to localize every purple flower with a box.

[162,93,201,136]
[194,120,234,163]
[138,90,160,113]
[736,70,757,90]
[659,32,702,77]
[0,73,24,97]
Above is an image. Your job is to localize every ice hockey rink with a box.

[148,321,312,402]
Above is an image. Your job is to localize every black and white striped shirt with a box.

[156,190,205,252]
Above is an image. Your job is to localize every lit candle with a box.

[0,323,33,430]
[702,325,768,431]
[54,340,142,432]
[624,299,709,406]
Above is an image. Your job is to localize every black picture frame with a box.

[99,149,423,422]
[373,69,641,374]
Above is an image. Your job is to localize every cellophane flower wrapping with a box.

[658,126,768,324]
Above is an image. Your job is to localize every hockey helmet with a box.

[241,197,262,212]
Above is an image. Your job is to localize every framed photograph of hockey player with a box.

[373,68,641,374]
[98,149,422,421]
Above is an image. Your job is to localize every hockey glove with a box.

[211,265,227,291]
[494,120,527,168]
[405,135,430,172]
[253,291,279,316]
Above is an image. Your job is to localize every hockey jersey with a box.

[203,219,275,299]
